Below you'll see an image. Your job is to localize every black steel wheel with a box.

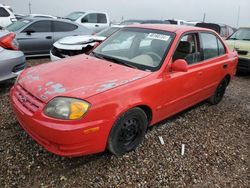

[107,108,148,156]
[208,78,228,105]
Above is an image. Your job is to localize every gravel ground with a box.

[0,58,249,187]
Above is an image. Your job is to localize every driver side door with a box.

[154,32,205,121]
[17,20,53,56]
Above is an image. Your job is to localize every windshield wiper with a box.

[91,51,106,60]
[101,55,138,69]
[91,52,138,69]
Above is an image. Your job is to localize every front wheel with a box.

[107,108,148,156]
[208,78,228,105]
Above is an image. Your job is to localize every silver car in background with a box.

[0,31,26,82]
[5,18,94,57]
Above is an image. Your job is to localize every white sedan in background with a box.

[50,25,124,61]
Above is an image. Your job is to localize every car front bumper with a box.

[10,85,110,157]
[238,57,250,72]
[0,49,26,82]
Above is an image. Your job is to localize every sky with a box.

[1,0,249,27]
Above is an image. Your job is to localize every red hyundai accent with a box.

[10,25,238,157]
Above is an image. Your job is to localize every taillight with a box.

[0,33,19,50]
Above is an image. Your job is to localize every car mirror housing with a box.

[81,18,88,23]
[171,59,188,72]
[25,30,35,35]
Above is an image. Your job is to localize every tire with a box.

[208,78,228,105]
[107,108,148,156]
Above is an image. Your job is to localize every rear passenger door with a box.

[18,20,53,55]
[52,21,79,42]
[197,32,231,97]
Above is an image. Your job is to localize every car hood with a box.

[226,40,250,58]
[18,55,151,103]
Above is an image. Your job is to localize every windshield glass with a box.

[93,28,174,71]
[65,12,85,21]
[6,19,31,32]
[97,27,121,37]
[229,28,250,41]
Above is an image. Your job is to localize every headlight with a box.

[44,97,90,120]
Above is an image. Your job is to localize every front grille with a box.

[12,62,26,73]
[237,50,248,56]
[51,46,93,58]
[14,84,44,113]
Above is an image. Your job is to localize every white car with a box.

[50,25,123,61]
[166,19,187,25]
[0,4,16,28]
[64,11,110,32]
[27,14,58,19]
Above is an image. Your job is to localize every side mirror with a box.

[26,30,35,35]
[81,18,88,23]
[172,59,188,72]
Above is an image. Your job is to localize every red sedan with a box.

[10,25,238,157]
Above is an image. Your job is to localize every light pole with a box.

[236,6,240,28]
[28,1,31,14]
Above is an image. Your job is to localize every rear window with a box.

[0,7,10,17]
[53,21,78,32]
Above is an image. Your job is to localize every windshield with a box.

[229,28,250,41]
[6,19,31,32]
[65,12,85,21]
[97,27,121,37]
[93,28,174,71]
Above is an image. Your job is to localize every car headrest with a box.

[176,41,192,53]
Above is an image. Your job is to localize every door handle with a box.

[46,36,52,39]
[95,25,99,27]
[223,64,228,69]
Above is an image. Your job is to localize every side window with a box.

[201,33,225,60]
[217,39,226,56]
[0,7,10,17]
[82,13,97,23]
[53,21,78,32]
[97,14,107,23]
[23,21,52,32]
[173,33,201,65]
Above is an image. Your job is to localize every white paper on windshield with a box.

[147,33,170,41]
[23,20,31,23]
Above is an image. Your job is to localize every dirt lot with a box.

[0,58,249,187]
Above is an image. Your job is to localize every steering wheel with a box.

[145,52,162,62]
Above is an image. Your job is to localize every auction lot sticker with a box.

[147,33,170,41]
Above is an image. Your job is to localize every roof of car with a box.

[21,17,76,23]
[126,24,213,33]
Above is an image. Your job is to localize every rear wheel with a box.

[107,108,148,156]
[208,78,227,105]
